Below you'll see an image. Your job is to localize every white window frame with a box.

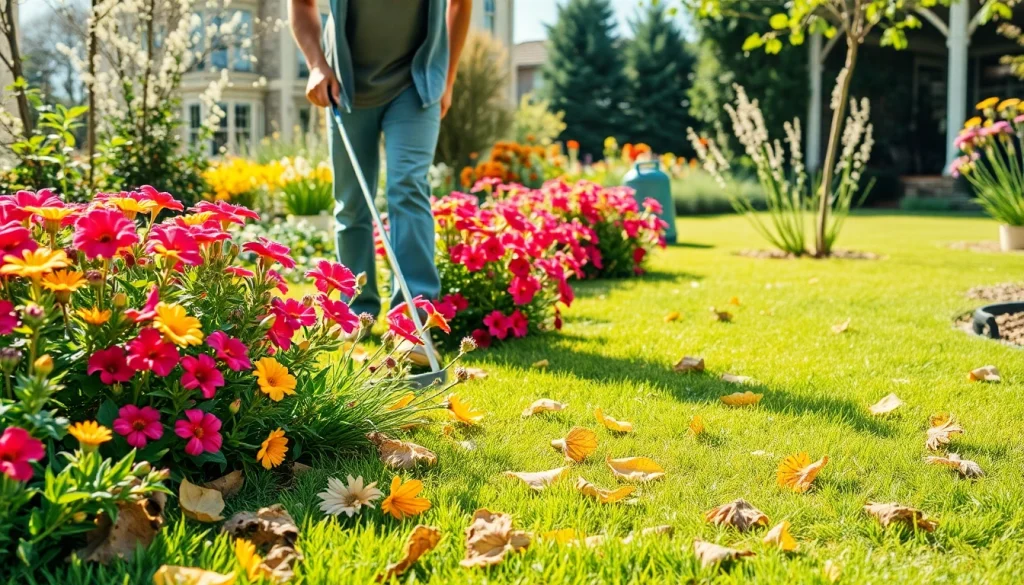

[483,0,496,33]
[182,100,262,157]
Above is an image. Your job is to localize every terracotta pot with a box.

[999,224,1024,251]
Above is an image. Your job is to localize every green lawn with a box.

[26,212,1024,585]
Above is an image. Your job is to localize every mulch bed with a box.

[966,282,1024,303]
[993,312,1024,345]
[736,249,884,260]
[957,282,1024,347]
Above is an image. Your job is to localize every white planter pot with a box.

[294,214,334,234]
[999,224,1024,251]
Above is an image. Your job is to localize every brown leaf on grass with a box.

[704,499,769,532]
[291,462,313,477]
[551,427,598,462]
[376,525,442,583]
[693,539,755,568]
[925,453,984,478]
[222,505,299,550]
[674,356,705,373]
[594,408,633,433]
[531,359,549,370]
[968,365,1001,382]
[868,393,904,416]
[664,311,681,323]
[621,525,674,545]
[460,509,531,568]
[78,493,166,564]
[152,565,235,585]
[261,544,301,583]
[522,399,568,418]
[180,479,225,523]
[605,455,665,482]
[720,373,755,385]
[719,390,761,406]
[776,453,829,493]
[831,318,851,334]
[367,432,437,470]
[689,415,705,436]
[464,367,488,380]
[863,502,937,532]
[575,477,636,504]
[504,467,568,491]
[762,521,797,551]
[202,470,244,499]
[926,413,964,451]
[710,307,733,322]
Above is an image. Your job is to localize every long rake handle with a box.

[329,101,441,374]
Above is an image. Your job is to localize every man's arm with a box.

[442,0,473,118]
[289,0,339,108]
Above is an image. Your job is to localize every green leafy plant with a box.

[512,93,566,147]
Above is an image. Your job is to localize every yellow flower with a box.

[998,98,1021,112]
[257,428,288,469]
[445,393,484,425]
[77,306,112,326]
[41,270,86,303]
[976,97,1000,110]
[964,116,982,129]
[24,205,76,233]
[0,248,69,280]
[387,392,415,411]
[68,421,112,450]
[178,212,215,226]
[777,452,829,493]
[381,476,431,520]
[254,357,296,401]
[234,538,263,581]
[103,196,154,220]
[153,302,204,346]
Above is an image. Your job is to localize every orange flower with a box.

[777,453,829,493]
[460,166,475,188]
[77,306,112,326]
[567,139,580,151]
[381,476,431,520]
[446,393,484,425]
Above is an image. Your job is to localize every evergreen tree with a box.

[541,0,630,159]
[625,3,696,156]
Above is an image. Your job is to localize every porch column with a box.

[945,0,970,173]
[807,32,823,171]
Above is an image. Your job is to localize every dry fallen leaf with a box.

[689,415,705,436]
[504,467,568,491]
[368,432,437,470]
[863,501,937,532]
[621,525,674,545]
[925,453,984,479]
[823,560,842,583]
[222,505,299,550]
[261,544,300,583]
[460,509,530,568]
[704,499,769,532]
[575,477,636,504]
[522,399,568,418]
[594,408,633,433]
[180,478,225,523]
[674,356,705,373]
[719,390,762,406]
[375,525,441,583]
[531,359,549,370]
[721,373,755,385]
[777,453,829,493]
[551,427,598,462]
[152,565,235,585]
[762,521,798,551]
[606,455,665,482]
[968,365,1001,382]
[710,307,733,322]
[868,393,904,416]
[78,493,166,564]
[464,367,488,380]
[831,318,851,334]
[664,311,681,323]
[693,539,754,568]
[926,413,964,451]
[203,470,244,499]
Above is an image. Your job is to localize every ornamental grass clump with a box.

[272,156,335,217]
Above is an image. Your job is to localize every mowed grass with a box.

[20,212,1024,585]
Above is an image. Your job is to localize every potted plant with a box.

[275,157,335,232]
[950,97,1024,251]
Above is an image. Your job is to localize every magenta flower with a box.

[266,269,289,294]
[508,309,529,338]
[180,354,225,399]
[471,328,492,349]
[0,221,37,267]
[14,189,61,209]
[112,405,164,448]
[483,310,510,340]
[174,410,222,456]
[225,266,255,279]
[146,224,203,268]
[137,185,184,215]
[306,260,356,297]
[507,257,532,278]
[508,275,541,305]
[87,346,135,385]
[0,299,18,335]
[206,331,252,372]
[242,237,295,269]
[124,285,161,323]
[126,327,180,376]
[0,427,45,482]
[318,295,360,333]
[193,200,260,225]
[73,208,139,260]
[387,312,422,345]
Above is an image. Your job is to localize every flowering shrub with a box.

[236,217,334,283]
[458,141,555,191]
[203,158,277,209]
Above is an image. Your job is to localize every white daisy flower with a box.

[318,475,382,517]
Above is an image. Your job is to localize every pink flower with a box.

[174,409,222,456]
[180,354,225,399]
[225,266,255,278]
[642,197,663,215]
[266,298,315,350]
[87,346,135,384]
[126,328,180,376]
[124,285,160,323]
[471,328,492,349]
[632,247,646,272]
[0,221,37,267]
[147,224,202,268]
[112,405,164,448]
[319,295,360,333]
[0,299,18,335]
[137,185,184,215]
[391,296,451,334]
[483,310,510,340]
[306,260,356,297]
[242,237,295,269]
[387,312,422,345]
[267,269,289,294]
[508,309,529,338]
[206,331,252,372]
[193,200,260,225]
[74,208,139,260]
[0,427,45,482]
[14,189,60,209]
[508,257,532,278]
[558,276,574,306]
[508,275,541,305]
[480,236,505,262]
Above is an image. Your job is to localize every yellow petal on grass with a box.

[693,539,755,568]
[153,565,236,585]
[720,390,762,406]
[664,311,681,323]
[925,453,984,479]
[868,393,904,415]
[179,478,225,523]
[777,453,829,493]
[926,412,964,451]
[375,525,442,583]
[863,501,938,532]
[605,455,665,482]
[531,359,549,370]
[575,477,635,504]
[446,393,485,425]
[551,427,598,462]
[522,399,568,418]
[594,408,633,433]
[704,499,769,532]
[728,296,741,306]
[504,467,568,491]
[689,415,705,436]
[762,521,798,551]
[674,356,705,373]
[388,392,416,411]
[968,365,1001,382]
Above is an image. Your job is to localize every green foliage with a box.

[236,217,334,284]
[280,179,333,216]
[435,32,514,169]
[671,171,765,215]
[512,93,567,146]
[541,0,631,158]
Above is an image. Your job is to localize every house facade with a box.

[512,40,546,102]
[178,0,515,156]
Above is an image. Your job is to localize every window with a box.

[483,0,496,33]
[188,104,202,146]
[212,102,229,155]
[234,103,252,152]
[186,102,257,156]
[209,10,253,72]
[298,13,330,77]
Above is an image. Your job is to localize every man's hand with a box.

[306,64,341,108]
[440,82,454,118]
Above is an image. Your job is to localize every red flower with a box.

[508,309,529,338]
[632,247,646,274]
[126,327,180,376]
[0,427,45,482]
[225,266,255,279]
[387,312,421,345]
[124,285,160,323]
[174,409,222,456]
[112,405,164,448]
[74,208,139,260]
[306,260,356,297]
[319,295,360,334]
[480,236,505,262]
[180,354,225,399]
[193,200,260,225]
[470,328,492,349]
[508,257,531,278]
[206,331,252,372]
[138,185,184,216]
[242,237,295,269]
[267,297,316,349]
[392,296,450,335]
[87,346,135,384]
[446,293,469,312]
[0,299,18,335]
[147,224,202,268]
[508,275,541,305]
[0,221,37,267]
[482,310,510,340]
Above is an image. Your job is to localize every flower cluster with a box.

[459,141,557,191]
[203,158,278,209]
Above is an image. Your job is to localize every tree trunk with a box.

[87,0,98,188]
[814,39,858,257]
[2,0,33,135]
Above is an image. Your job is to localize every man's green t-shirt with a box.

[345,0,428,108]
